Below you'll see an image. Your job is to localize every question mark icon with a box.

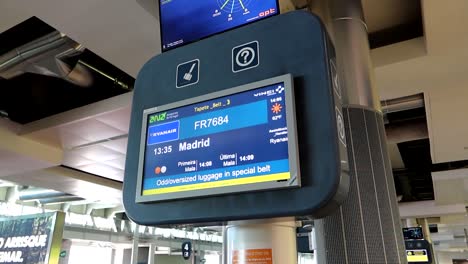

[241,50,250,64]
[236,47,255,67]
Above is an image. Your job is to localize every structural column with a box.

[224,217,297,264]
[58,239,72,264]
[313,0,407,263]
[148,243,156,264]
[130,224,140,264]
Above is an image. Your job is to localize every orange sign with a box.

[232,248,273,264]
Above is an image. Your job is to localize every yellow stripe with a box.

[48,212,65,264]
[143,172,290,195]
[407,255,428,262]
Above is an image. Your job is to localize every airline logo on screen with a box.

[148,121,180,145]
[149,112,167,124]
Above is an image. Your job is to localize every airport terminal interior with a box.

[0,0,468,263]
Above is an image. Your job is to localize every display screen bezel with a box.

[158,0,280,52]
[135,74,300,203]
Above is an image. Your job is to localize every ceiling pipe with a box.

[18,187,72,201]
[38,196,85,205]
[78,60,131,90]
[0,31,66,72]
[0,31,92,85]
[0,31,93,87]
[382,93,428,143]
[385,118,428,143]
[381,93,424,114]
[18,187,84,205]
[0,31,132,90]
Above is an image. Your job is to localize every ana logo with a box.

[149,112,167,124]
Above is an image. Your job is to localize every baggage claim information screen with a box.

[136,76,300,202]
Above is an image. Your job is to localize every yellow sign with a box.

[406,250,428,263]
[143,172,290,195]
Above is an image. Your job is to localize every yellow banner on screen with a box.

[143,172,290,195]
[407,255,428,262]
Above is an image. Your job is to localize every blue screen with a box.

[160,0,279,51]
[403,227,424,240]
[142,82,292,196]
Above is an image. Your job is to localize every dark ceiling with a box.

[386,106,435,202]
[389,106,468,203]
[368,1,423,49]
[0,17,135,124]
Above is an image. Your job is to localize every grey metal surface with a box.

[381,94,424,114]
[377,113,408,264]
[328,0,380,110]
[315,107,407,264]
[314,0,405,262]
[18,187,70,201]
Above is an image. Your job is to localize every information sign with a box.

[406,249,429,263]
[232,249,273,264]
[0,212,65,264]
[182,242,192,260]
[123,11,349,225]
[136,75,299,202]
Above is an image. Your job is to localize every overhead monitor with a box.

[136,74,300,202]
[159,0,279,51]
[403,227,424,240]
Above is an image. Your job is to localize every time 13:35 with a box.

[154,145,172,155]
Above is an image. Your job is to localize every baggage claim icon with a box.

[214,0,276,20]
[215,0,253,19]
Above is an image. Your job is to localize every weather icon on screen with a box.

[271,103,283,114]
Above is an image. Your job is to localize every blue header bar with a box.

[178,100,268,140]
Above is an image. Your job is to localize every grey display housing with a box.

[136,74,301,202]
[123,11,349,226]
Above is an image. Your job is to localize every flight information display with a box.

[136,76,300,202]
[403,227,424,240]
[159,0,279,51]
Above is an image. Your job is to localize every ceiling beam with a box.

[0,119,63,177]
[1,166,122,204]
[399,201,466,218]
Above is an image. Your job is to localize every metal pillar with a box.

[328,0,380,109]
[417,218,432,243]
[406,218,418,228]
[58,239,72,264]
[312,0,407,263]
[148,243,156,264]
[222,226,227,264]
[224,217,297,264]
[130,224,140,264]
